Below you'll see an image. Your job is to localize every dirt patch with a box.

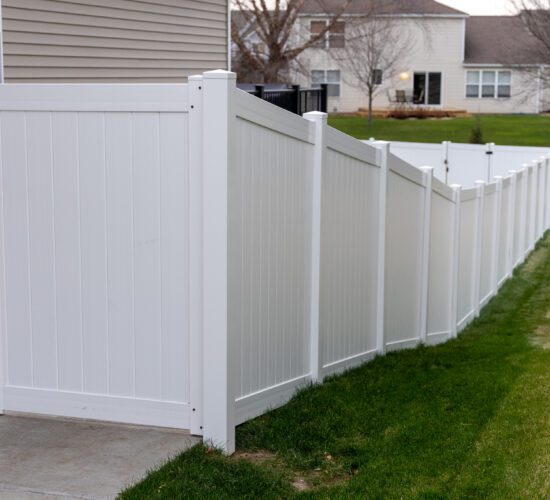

[531,323,550,349]
[232,450,277,464]
[522,245,550,277]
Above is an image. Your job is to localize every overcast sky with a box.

[436,0,516,15]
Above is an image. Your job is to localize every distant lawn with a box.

[328,114,550,147]
[120,235,550,499]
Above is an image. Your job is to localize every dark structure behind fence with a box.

[239,84,328,116]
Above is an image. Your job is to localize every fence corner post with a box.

[304,111,327,383]
[492,176,503,297]
[419,166,433,344]
[373,141,389,354]
[473,180,485,316]
[188,74,205,437]
[201,69,237,455]
[450,184,462,338]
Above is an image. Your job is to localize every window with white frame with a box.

[466,70,512,98]
[309,21,346,49]
[312,69,341,97]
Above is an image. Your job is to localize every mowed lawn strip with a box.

[328,114,550,146]
[120,234,550,499]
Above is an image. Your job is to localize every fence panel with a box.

[230,90,315,425]
[426,178,457,344]
[0,85,191,428]
[384,154,428,350]
[320,128,382,376]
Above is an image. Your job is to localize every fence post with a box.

[442,141,451,184]
[373,141,389,354]
[292,84,301,115]
[450,184,461,338]
[255,84,265,100]
[188,75,204,437]
[520,165,529,260]
[201,70,236,454]
[507,170,517,277]
[304,111,326,383]
[529,162,538,252]
[419,167,433,344]
[486,142,495,183]
[492,177,503,296]
[538,157,546,239]
[544,155,550,232]
[473,181,485,316]
[320,83,328,113]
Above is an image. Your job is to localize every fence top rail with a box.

[0,83,189,112]
[235,88,315,145]
[461,186,479,202]
[388,140,442,151]
[388,152,427,187]
[326,126,379,167]
[432,176,455,201]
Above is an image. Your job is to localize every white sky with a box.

[436,0,516,15]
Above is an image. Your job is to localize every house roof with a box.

[299,0,467,16]
[465,15,549,65]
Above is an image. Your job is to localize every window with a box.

[466,70,512,99]
[312,69,341,97]
[466,71,480,97]
[498,71,511,97]
[413,72,442,105]
[310,21,326,47]
[329,22,346,48]
[309,20,346,49]
[482,71,496,98]
[373,69,383,85]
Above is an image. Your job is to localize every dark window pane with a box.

[482,85,495,98]
[428,73,441,105]
[373,69,383,85]
[466,84,479,98]
[413,73,426,104]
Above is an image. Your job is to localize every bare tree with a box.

[506,1,550,109]
[231,0,352,83]
[338,17,415,125]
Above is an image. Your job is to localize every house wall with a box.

[294,16,467,113]
[1,0,229,82]
[294,15,540,114]
[461,67,539,114]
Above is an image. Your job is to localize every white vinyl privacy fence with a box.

[0,71,549,454]
[382,140,550,187]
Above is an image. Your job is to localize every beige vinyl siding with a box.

[2,0,229,82]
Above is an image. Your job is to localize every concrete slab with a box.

[0,414,199,500]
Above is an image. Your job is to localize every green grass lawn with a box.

[328,114,550,147]
[120,235,550,499]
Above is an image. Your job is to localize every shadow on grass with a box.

[120,236,550,499]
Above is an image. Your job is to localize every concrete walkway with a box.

[0,414,199,499]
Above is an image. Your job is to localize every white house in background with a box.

[0,0,230,83]
[292,0,549,114]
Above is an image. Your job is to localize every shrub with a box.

[469,116,485,144]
